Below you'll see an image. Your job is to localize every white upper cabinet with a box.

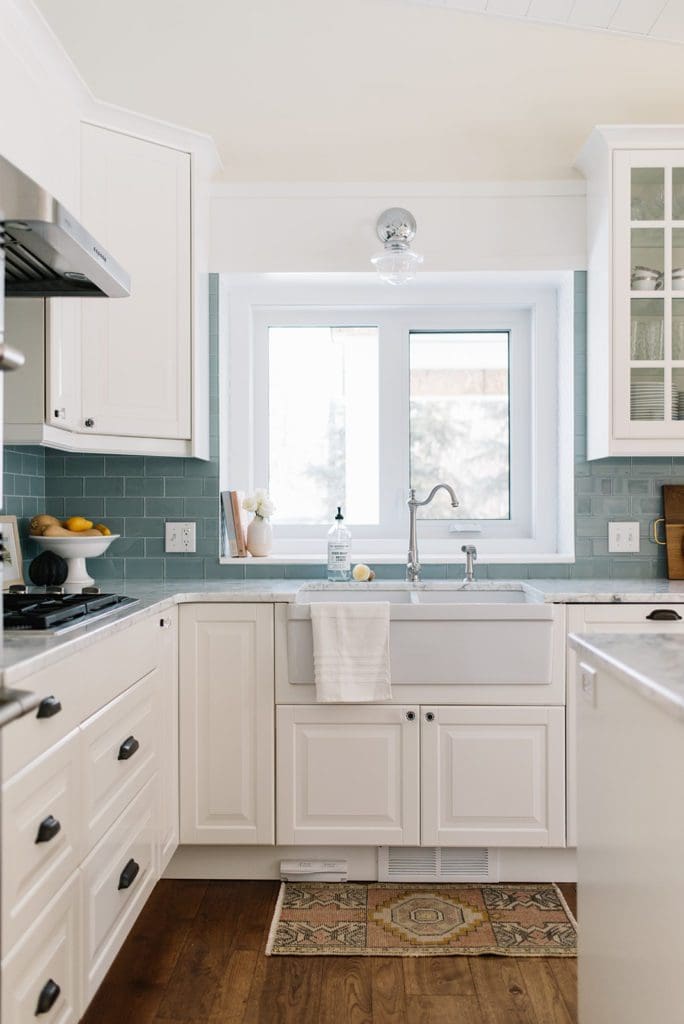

[577,126,684,457]
[79,124,191,441]
[4,115,216,458]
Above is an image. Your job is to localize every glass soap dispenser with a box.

[327,506,352,581]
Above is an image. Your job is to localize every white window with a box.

[224,275,574,563]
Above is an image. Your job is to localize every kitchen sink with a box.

[410,587,532,604]
[295,588,414,604]
[295,583,536,605]
[284,581,563,703]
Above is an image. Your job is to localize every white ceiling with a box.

[403,0,684,43]
[32,0,684,183]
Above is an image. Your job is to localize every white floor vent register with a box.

[378,847,498,883]
[280,860,348,882]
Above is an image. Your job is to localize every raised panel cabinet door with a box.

[276,705,421,846]
[421,706,565,847]
[80,123,191,439]
[179,604,275,844]
[1,873,82,1024]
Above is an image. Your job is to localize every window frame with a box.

[222,274,572,563]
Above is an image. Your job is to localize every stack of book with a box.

[221,490,248,557]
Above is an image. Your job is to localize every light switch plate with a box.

[165,522,196,553]
[608,521,640,553]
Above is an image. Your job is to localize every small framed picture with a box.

[0,515,24,589]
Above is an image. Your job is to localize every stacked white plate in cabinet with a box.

[630,382,676,420]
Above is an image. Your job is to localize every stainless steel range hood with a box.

[0,155,130,298]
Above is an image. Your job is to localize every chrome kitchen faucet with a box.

[406,484,459,583]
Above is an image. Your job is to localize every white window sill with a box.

[219,553,575,566]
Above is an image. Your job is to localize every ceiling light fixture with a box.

[371,207,424,285]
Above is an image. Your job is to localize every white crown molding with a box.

[83,98,222,176]
[10,0,222,177]
[1,0,90,107]
[210,180,586,199]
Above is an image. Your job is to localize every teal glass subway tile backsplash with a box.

[0,271,678,581]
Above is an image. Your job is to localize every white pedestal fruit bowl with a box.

[33,535,120,593]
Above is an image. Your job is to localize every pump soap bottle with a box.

[327,506,352,581]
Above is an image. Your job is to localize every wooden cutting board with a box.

[662,486,684,579]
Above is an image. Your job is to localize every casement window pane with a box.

[409,332,510,519]
[269,326,380,525]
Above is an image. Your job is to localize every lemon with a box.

[94,524,112,536]
[352,563,372,582]
[64,516,94,533]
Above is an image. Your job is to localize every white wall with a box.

[32,0,684,184]
[0,0,87,209]
[209,183,586,272]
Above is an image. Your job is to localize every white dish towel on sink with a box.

[310,602,392,702]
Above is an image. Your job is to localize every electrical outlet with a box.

[608,521,640,553]
[165,522,197,553]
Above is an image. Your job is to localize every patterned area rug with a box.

[266,882,577,957]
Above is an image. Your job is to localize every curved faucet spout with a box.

[407,482,460,583]
[411,483,459,510]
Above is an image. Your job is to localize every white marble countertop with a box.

[3,576,684,723]
[569,632,684,718]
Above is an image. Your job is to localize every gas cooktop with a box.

[3,588,139,635]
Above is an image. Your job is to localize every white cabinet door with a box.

[179,604,274,844]
[421,706,565,847]
[47,299,82,431]
[80,123,191,440]
[277,705,420,846]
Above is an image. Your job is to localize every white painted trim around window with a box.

[220,272,575,562]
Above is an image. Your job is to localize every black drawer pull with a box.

[36,696,62,719]
[35,978,60,1015]
[646,609,682,621]
[118,858,140,890]
[117,735,140,761]
[35,815,61,844]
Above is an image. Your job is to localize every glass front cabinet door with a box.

[577,129,684,457]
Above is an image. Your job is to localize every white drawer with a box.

[1,873,82,1024]
[81,775,158,1001]
[3,613,163,780]
[2,730,82,955]
[581,603,684,629]
[81,668,160,853]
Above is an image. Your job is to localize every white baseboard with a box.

[164,845,577,882]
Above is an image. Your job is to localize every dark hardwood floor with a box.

[83,881,577,1024]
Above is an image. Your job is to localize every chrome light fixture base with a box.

[371,207,424,285]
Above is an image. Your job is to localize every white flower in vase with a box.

[242,491,275,555]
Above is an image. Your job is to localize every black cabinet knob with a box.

[646,608,682,621]
[35,978,61,1014]
[36,696,62,719]
[118,858,140,890]
[35,815,61,844]
[425,711,435,722]
[117,735,140,761]
[84,418,95,428]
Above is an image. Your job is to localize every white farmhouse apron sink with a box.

[279,583,564,705]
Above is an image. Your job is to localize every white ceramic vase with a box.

[247,515,272,557]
